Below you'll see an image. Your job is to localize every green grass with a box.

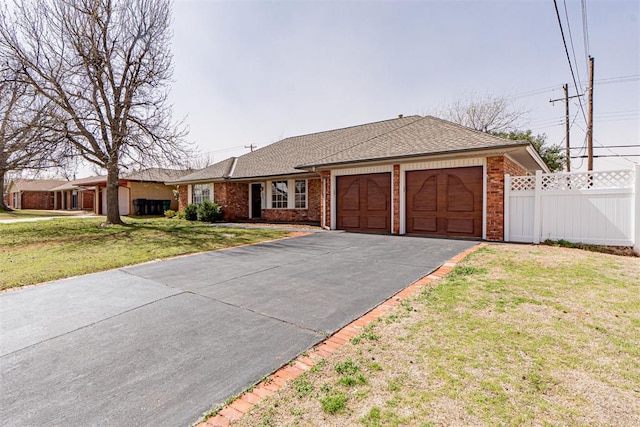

[0,217,286,290]
[0,209,86,220]
[233,244,640,427]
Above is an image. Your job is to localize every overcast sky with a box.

[104,0,639,174]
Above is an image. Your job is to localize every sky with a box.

[167,0,639,173]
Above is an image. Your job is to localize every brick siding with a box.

[486,156,528,241]
[19,191,55,210]
[321,171,331,228]
[214,182,249,221]
[177,185,188,211]
[392,164,400,234]
[262,178,321,223]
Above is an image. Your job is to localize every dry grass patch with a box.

[233,244,640,427]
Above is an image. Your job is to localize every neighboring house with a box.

[78,168,190,215]
[168,115,549,241]
[6,179,66,210]
[50,177,97,211]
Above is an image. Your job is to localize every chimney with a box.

[398,114,403,118]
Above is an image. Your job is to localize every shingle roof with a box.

[165,157,236,183]
[123,168,191,182]
[9,179,67,192]
[297,116,528,168]
[50,176,105,191]
[172,116,423,183]
[170,115,533,183]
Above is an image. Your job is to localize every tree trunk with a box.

[0,169,9,211]
[105,159,123,225]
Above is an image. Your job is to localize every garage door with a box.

[406,167,482,238]
[337,173,391,233]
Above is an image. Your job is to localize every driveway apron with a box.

[0,232,475,426]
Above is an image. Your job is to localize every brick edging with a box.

[198,242,488,427]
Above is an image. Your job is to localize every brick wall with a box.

[486,156,529,241]
[321,171,331,228]
[177,185,188,211]
[20,191,55,210]
[262,178,321,223]
[214,182,249,221]
[81,190,95,210]
[392,164,400,234]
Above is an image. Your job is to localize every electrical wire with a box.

[552,0,588,122]
[581,0,590,69]
[563,0,584,92]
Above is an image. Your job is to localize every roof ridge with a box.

[257,115,423,148]
[307,115,428,165]
[423,115,518,144]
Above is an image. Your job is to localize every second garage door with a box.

[337,173,391,233]
[406,166,483,238]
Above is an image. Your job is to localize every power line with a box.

[563,0,584,92]
[581,0,590,68]
[552,0,588,122]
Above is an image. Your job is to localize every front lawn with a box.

[0,209,86,220]
[0,217,286,290]
[234,244,640,426]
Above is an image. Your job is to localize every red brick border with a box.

[198,242,488,427]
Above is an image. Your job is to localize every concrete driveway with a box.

[0,232,475,426]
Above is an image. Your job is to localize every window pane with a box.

[271,181,288,209]
[294,179,306,209]
[192,184,211,204]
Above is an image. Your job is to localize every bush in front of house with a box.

[164,209,176,218]
[196,200,222,222]
[183,203,198,221]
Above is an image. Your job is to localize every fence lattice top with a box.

[510,169,635,192]
[510,176,535,191]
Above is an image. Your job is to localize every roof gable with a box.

[8,179,67,192]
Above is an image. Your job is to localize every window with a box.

[192,184,211,204]
[295,179,307,208]
[271,181,288,208]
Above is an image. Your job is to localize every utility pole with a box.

[244,144,257,152]
[586,56,594,171]
[550,84,583,172]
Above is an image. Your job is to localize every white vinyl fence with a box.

[505,166,639,254]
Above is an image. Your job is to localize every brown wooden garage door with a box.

[337,173,391,233]
[406,166,482,238]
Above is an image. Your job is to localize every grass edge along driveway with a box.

[231,243,640,427]
[0,217,286,291]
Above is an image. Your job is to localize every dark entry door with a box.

[336,173,391,233]
[251,183,262,218]
[406,166,483,238]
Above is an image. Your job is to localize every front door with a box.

[251,183,262,218]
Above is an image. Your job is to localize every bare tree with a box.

[438,93,527,133]
[0,66,62,211]
[0,0,189,224]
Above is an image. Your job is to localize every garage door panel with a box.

[413,217,437,232]
[447,174,475,212]
[340,215,360,228]
[407,167,482,238]
[412,176,437,211]
[367,216,388,229]
[367,179,388,211]
[446,218,475,234]
[339,179,360,211]
[337,173,391,233]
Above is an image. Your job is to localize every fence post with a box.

[634,165,640,255]
[532,170,542,244]
[504,174,510,242]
